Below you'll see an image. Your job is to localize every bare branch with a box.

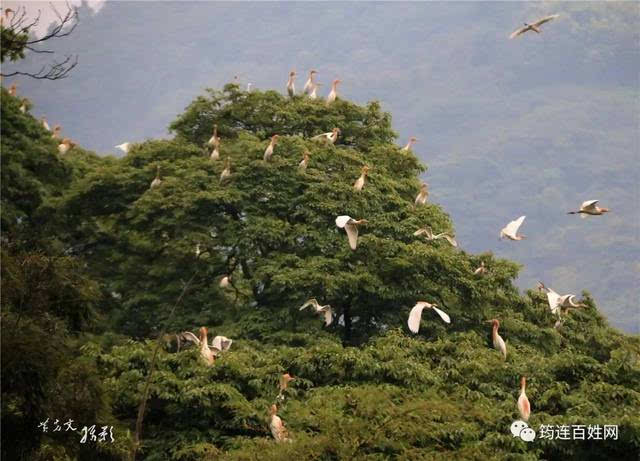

[1,54,78,80]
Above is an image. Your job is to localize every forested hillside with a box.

[1,85,639,460]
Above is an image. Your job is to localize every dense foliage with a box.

[1,85,639,460]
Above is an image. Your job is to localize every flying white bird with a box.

[413,226,458,247]
[489,319,507,359]
[299,298,333,326]
[538,281,585,316]
[335,215,368,250]
[402,137,418,152]
[220,158,231,182]
[264,135,279,161]
[115,142,131,154]
[567,200,610,217]
[517,376,531,421]
[510,14,559,39]
[414,183,429,206]
[500,216,526,241]
[303,70,318,94]
[298,150,310,171]
[286,70,296,97]
[407,301,451,334]
[57,138,75,155]
[353,166,370,192]
[312,127,340,145]
[150,165,162,189]
[269,404,291,442]
[326,79,341,104]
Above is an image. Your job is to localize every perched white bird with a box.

[247,83,253,92]
[474,261,488,275]
[414,183,429,206]
[298,151,310,171]
[517,376,531,422]
[299,298,333,326]
[303,70,318,94]
[309,82,323,100]
[489,319,507,360]
[210,143,220,160]
[219,275,231,288]
[286,70,296,97]
[8,82,17,97]
[567,200,610,217]
[199,326,215,366]
[353,166,370,192]
[220,158,231,182]
[211,335,232,353]
[407,301,451,334]
[269,405,291,442]
[51,125,62,139]
[402,137,418,152]
[413,226,458,247]
[264,135,279,161]
[115,142,131,154]
[335,215,368,250]
[510,14,559,39]
[312,127,340,145]
[177,330,230,356]
[207,124,219,147]
[326,79,341,104]
[150,165,162,189]
[40,117,50,131]
[500,216,526,241]
[19,98,29,113]
[57,138,75,155]
[279,373,295,393]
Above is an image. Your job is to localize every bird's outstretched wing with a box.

[580,200,599,211]
[431,304,451,324]
[442,235,458,247]
[509,26,529,39]
[179,331,200,346]
[532,14,559,27]
[344,222,359,250]
[323,306,333,326]
[505,216,526,236]
[299,298,319,311]
[407,302,427,334]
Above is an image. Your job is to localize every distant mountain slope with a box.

[7,1,638,332]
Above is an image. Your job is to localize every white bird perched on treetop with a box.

[567,200,610,217]
[286,70,296,97]
[353,165,370,192]
[326,79,341,104]
[115,142,131,154]
[407,301,451,334]
[500,215,526,241]
[150,165,162,189]
[40,117,50,131]
[58,138,75,155]
[402,137,418,152]
[488,319,507,359]
[8,82,17,96]
[177,330,231,355]
[299,298,333,326]
[210,142,220,161]
[517,376,531,421]
[219,275,231,288]
[309,82,322,100]
[413,226,458,247]
[414,182,429,206]
[207,124,219,147]
[298,150,310,171]
[474,261,488,275]
[269,404,291,443]
[51,125,62,139]
[264,135,279,161]
[279,373,295,393]
[19,98,29,113]
[312,127,340,145]
[303,69,318,94]
[198,326,216,366]
[220,158,231,182]
[335,215,368,250]
[510,14,559,39]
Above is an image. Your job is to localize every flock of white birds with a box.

[3,10,615,442]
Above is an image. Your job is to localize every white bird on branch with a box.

[500,216,526,241]
[58,138,75,155]
[312,127,340,145]
[286,70,296,97]
[303,69,318,94]
[219,275,232,289]
[326,79,341,104]
[567,200,610,217]
[198,326,215,365]
[299,298,333,326]
[517,376,531,421]
[115,142,131,154]
[210,142,220,160]
[150,165,162,189]
[51,125,62,139]
[407,301,451,334]
[474,261,488,275]
[41,117,50,131]
[220,158,231,182]
[207,124,219,147]
[413,226,457,247]
[510,14,559,39]
[298,150,310,171]
[335,215,368,250]
[414,182,429,206]
[353,166,370,192]
[488,318,507,359]
[402,137,418,152]
[264,135,279,161]
[269,404,291,443]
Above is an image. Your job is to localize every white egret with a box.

[353,166,370,192]
[517,376,531,422]
[299,298,333,326]
[500,216,526,241]
[335,215,368,250]
[413,226,458,247]
[510,14,559,39]
[567,200,610,217]
[407,301,451,334]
